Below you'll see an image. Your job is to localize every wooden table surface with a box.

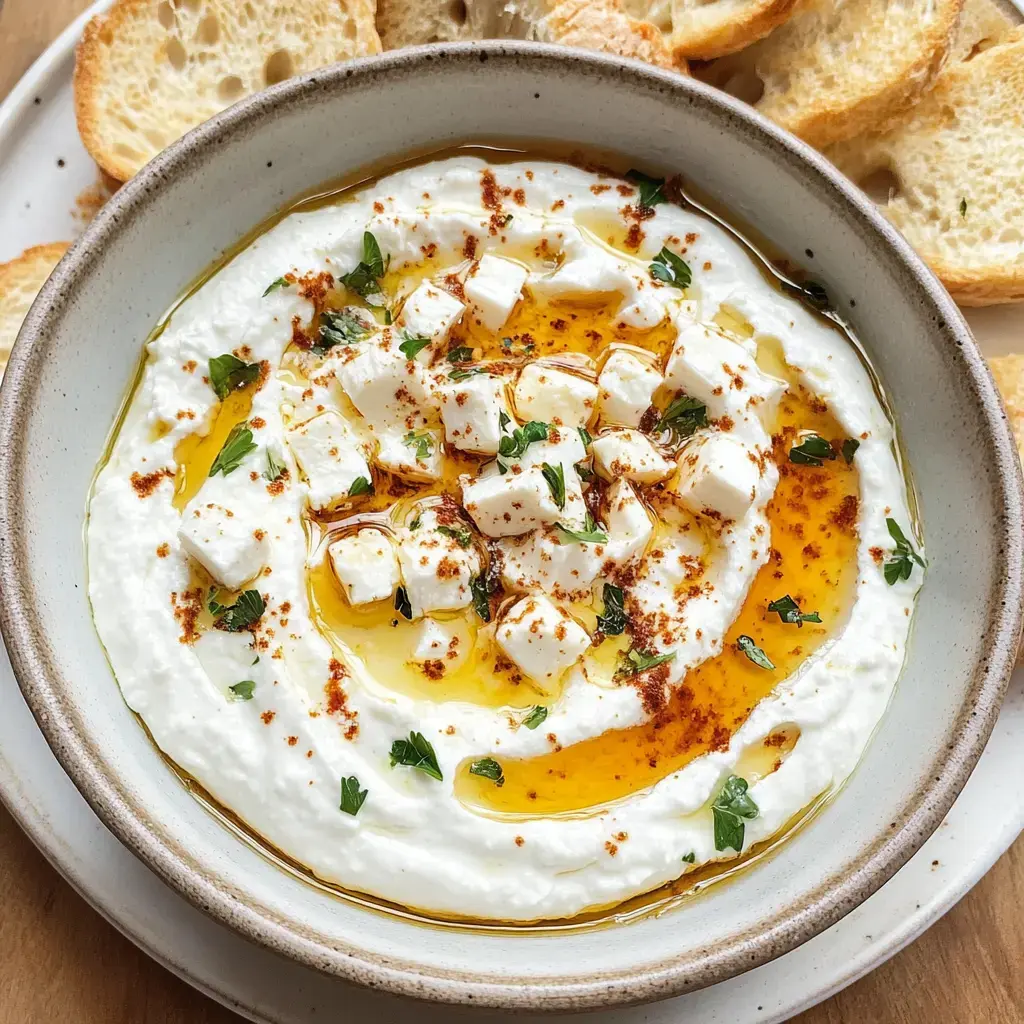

[1,2,1022,1021]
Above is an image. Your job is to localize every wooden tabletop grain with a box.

[1,2,1021,1021]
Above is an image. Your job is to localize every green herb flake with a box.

[394,586,413,620]
[625,169,666,210]
[496,420,549,470]
[403,430,434,461]
[213,590,265,633]
[264,448,286,483]
[681,851,696,864]
[618,647,676,677]
[208,353,260,401]
[578,426,593,448]
[448,366,488,382]
[789,434,836,467]
[960,197,968,218]
[229,680,255,701]
[842,438,860,464]
[340,775,368,816]
[209,422,258,477]
[447,346,474,364]
[499,410,512,431]
[541,462,566,510]
[657,393,707,440]
[649,247,692,289]
[501,335,535,357]
[408,515,422,531]
[262,276,291,297]
[596,583,628,636]
[470,574,493,622]
[389,731,443,780]
[469,757,505,786]
[883,517,925,586]
[737,634,774,670]
[767,595,822,628]
[340,231,389,298]
[437,524,473,548]
[712,775,759,852]
[348,476,373,497]
[522,705,548,730]
[315,308,374,354]
[554,513,609,545]
[398,332,431,360]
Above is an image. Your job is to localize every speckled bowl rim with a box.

[1,42,1022,1013]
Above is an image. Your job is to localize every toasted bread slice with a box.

[377,0,679,69]
[949,0,1021,60]
[827,30,1024,306]
[0,244,69,379]
[621,0,800,60]
[988,354,1024,464]
[695,0,963,148]
[75,0,381,182]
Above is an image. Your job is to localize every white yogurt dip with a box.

[87,154,924,922]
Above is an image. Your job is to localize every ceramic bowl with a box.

[1,43,1021,1012]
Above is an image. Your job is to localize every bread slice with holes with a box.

[0,244,69,378]
[377,0,679,69]
[695,0,964,148]
[75,0,381,182]
[826,29,1024,305]
[621,0,801,60]
[948,0,1021,60]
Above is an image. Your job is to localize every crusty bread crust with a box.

[75,0,381,182]
[827,28,1024,306]
[0,243,69,377]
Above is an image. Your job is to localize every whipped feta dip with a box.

[87,154,924,922]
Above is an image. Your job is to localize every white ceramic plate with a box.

[0,5,1022,1021]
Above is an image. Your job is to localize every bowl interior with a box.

[1,44,1021,1011]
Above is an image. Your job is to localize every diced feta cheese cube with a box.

[672,434,760,522]
[409,617,471,673]
[514,363,598,427]
[463,255,528,332]
[398,281,464,350]
[286,412,371,510]
[663,321,785,416]
[461,465,562,537]
[496,595,591,683]
[328,529,400,606]
[376,428,443,482]
[178,478,269,590]
[396,510,481,618]
[603,478,653,565]
[597,350,663,427]
[591,429,673,484]
[334,339,434,429]
[497,527,604,602]
[438,373,508,454]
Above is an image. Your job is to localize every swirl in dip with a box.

[88,154,924,922]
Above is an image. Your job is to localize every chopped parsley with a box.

[208,353,260,401]
[625,169,666,210]
[398,332,431,360]
[340,775,368,816]
[618,647,676,677]
[470,574,493,622]
[554,513,608,544]
[315,308,374,353]
[408,514,422,531]
[389,731,442,781]
[960,197,968,218]
[767,595,821,627]
[499,410,512,431]
[657,393,707,440]
[209,589,265,632]
[649,247,692,288]
[394,586,413,620]
[347,476,373,497]
[447,346,474,364]
[578,426,593,448]
[340,231,389,298]
[681,851,696,864]
[789,434,836,467]
[496,420,548,472]
[842,438,860,464]
[541,462,566,509]
[712,775,759,852]
[448,366,488,382]
[737,634,774,670]
[209,422,257,477]
[596,583,628,636]
[883,517,925,585]
[522,705,548,730]
[262,276,291,296]
[403,430,434,461]
[229,680,255,701]
[437,524,472,548]
[469,757,505,786]
[264,448,286,483]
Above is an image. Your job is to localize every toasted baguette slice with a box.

[696,0,963,148]
[949,0,1021,60]
[0,244,69,378]
[621,0,800,60]
[75,0,381,182]
[377,0,679,70]
[827,30,1024,306]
